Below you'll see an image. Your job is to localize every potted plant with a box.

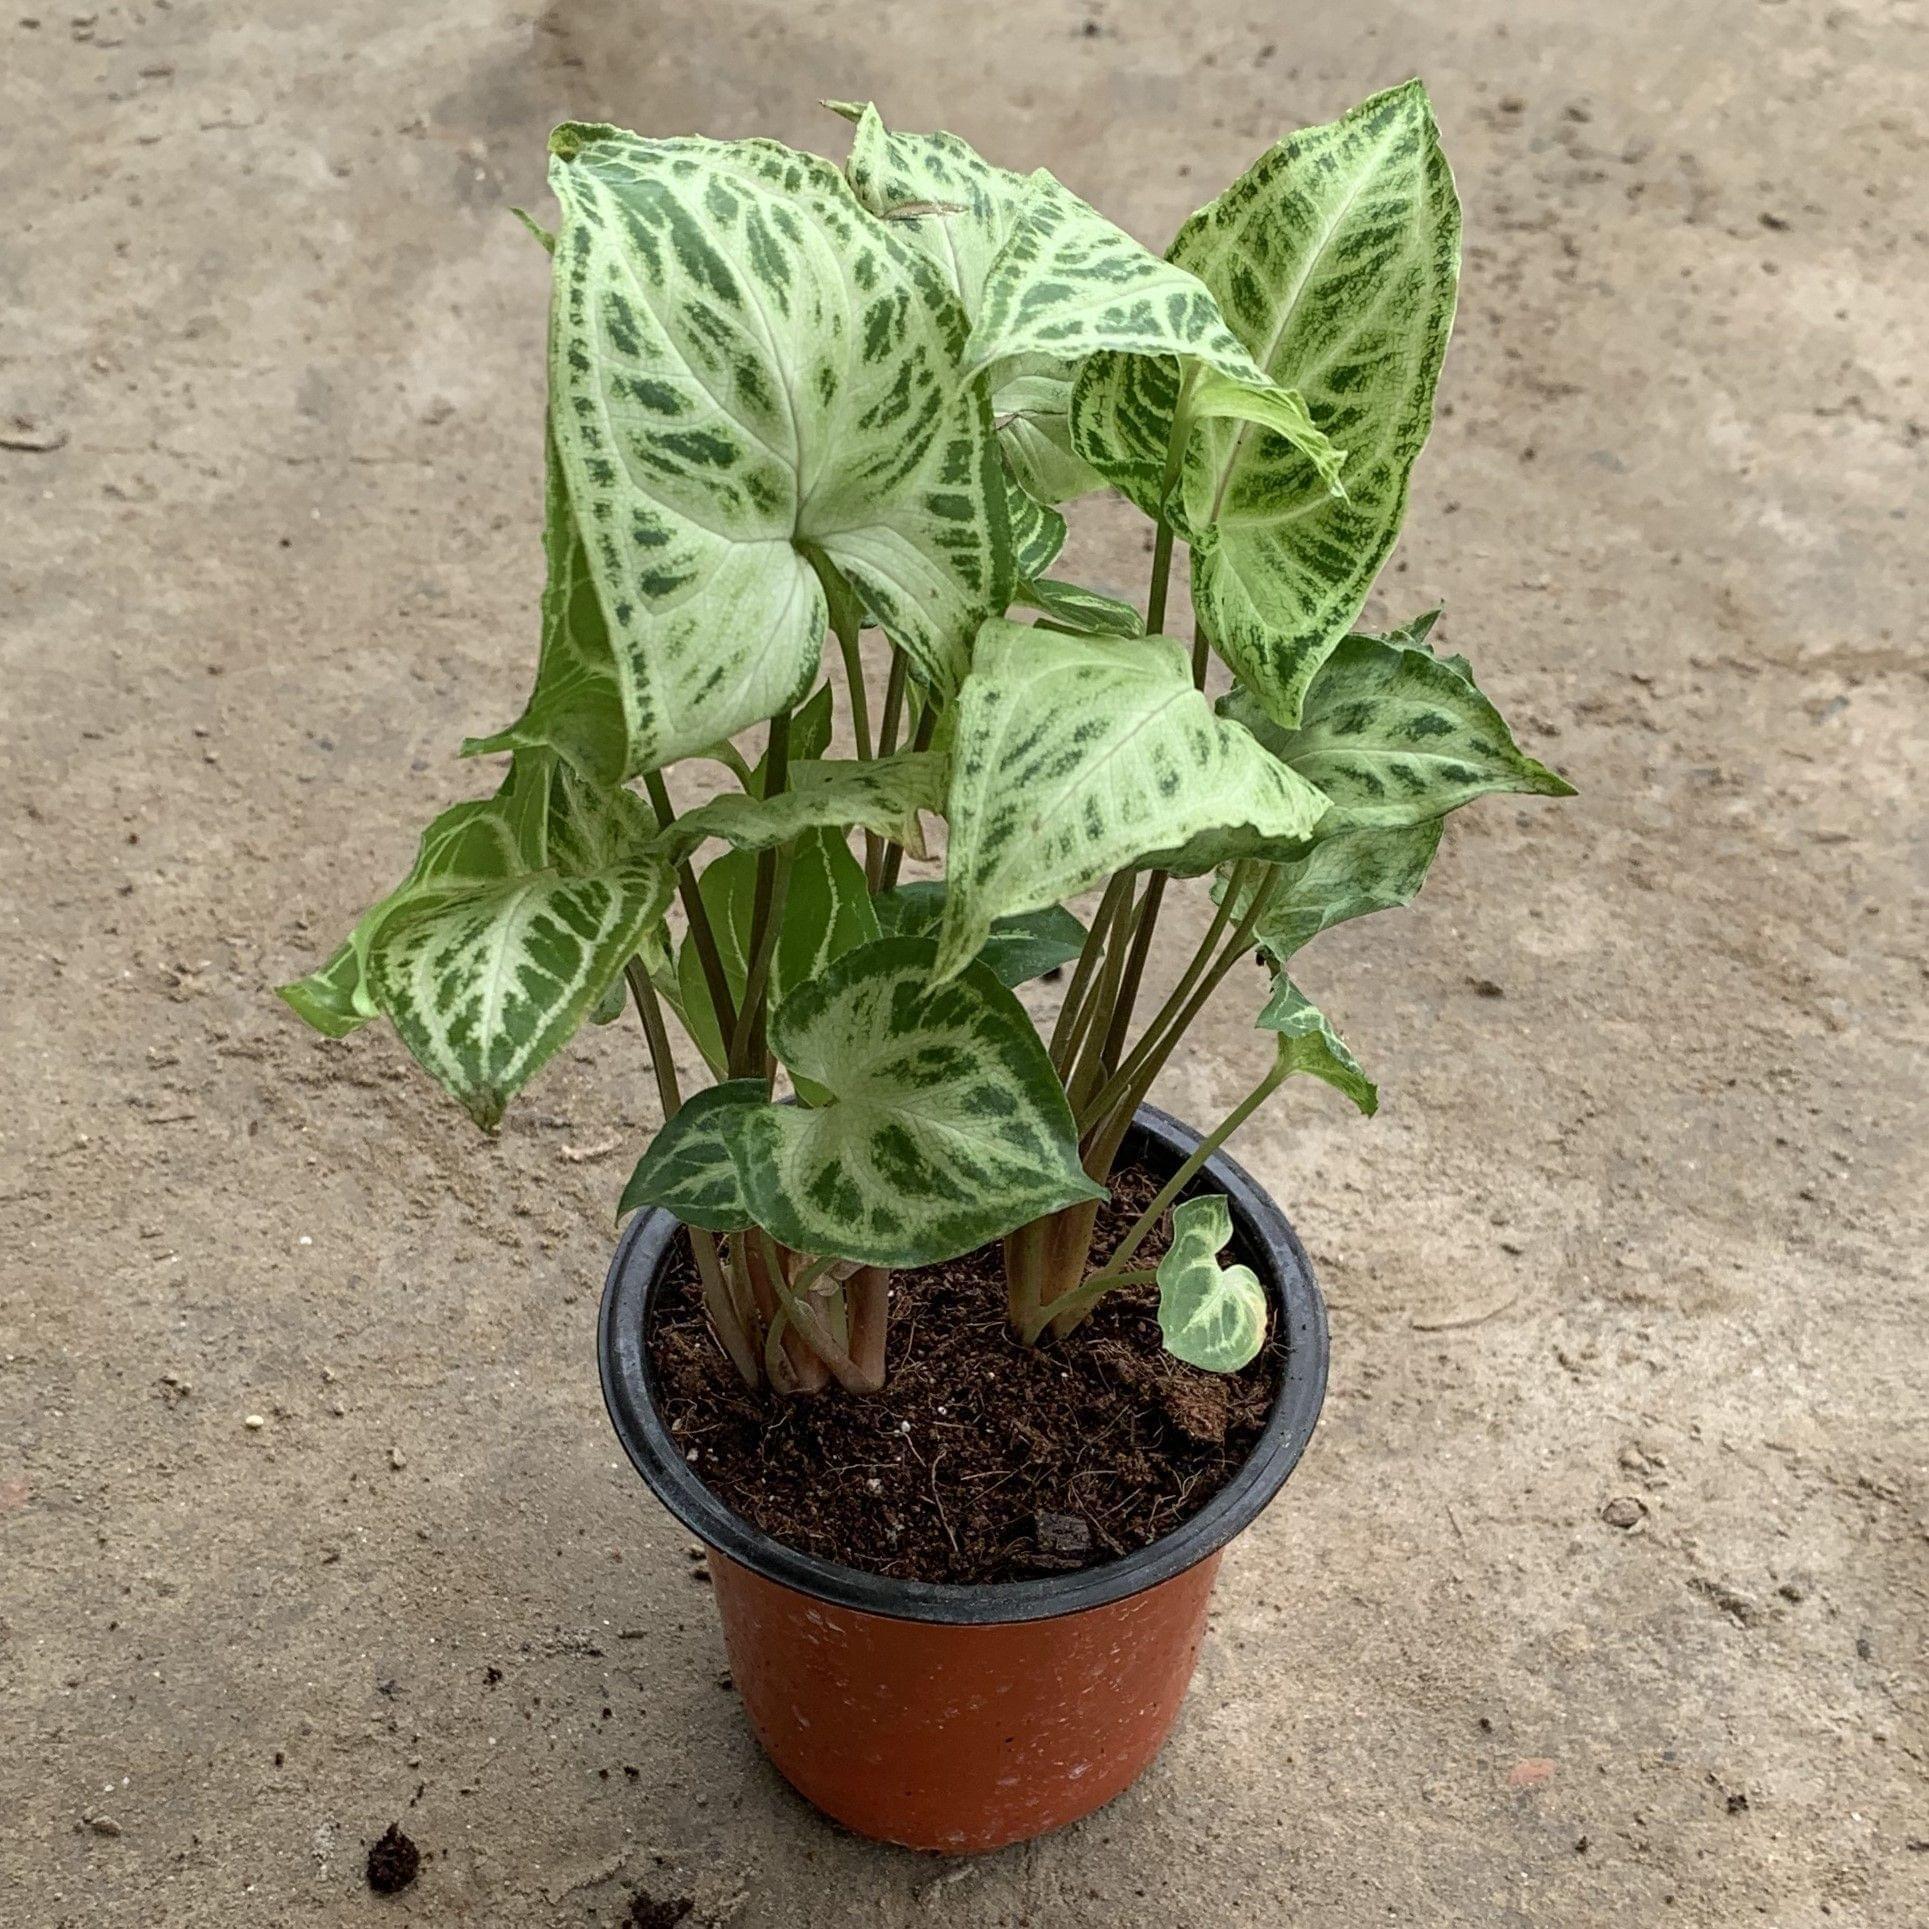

[281,81,1570,1851]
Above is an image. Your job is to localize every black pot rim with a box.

[597,1102,1329,1626]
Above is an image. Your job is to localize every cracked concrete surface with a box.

[3,1,1924,1923]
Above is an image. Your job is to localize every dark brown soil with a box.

[364,1823,420,1896]
[623,1893,693,1929]
[647,1162,1286,1584]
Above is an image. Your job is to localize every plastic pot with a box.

[598,1104,1328,1852]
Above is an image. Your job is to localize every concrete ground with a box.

[4,1,1924,1923]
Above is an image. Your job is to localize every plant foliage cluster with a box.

[284,84,1570,1393]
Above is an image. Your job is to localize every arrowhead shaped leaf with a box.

[365,861,673,1131]
[618,1077,765,1230]
[1257,975,1377,1114]
[733,935,1103,1267]
[660,752,945,864]
[1222,633,1573,830]
[279,752,567,1038]
[492,126,1009,781]
[961,170,1279,383]
[1074,81,1461,729]
[1157,1194,1269,1372]
[937,617,1330,979]
[1222,817,1444,961]
[873,880,1085,987]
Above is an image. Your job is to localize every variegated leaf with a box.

[1219,817,1444,962]
[488,125,1008,781]
[364,844,675,1131]
[278,754,559,1037]
[466,429,630,784]
[835,104,1283,418]
[963,170,1276,383]
[1222,634,1573,830]
[660,752,944,864]
[1014,577,1145,639]
[618,1078,764,1231]
[1075,82,1462,729]
[1185,368,1347,503]
[675,828,878,1074]
[994,355,1107,503]
[833,100,1029,314]
[936,618,1329,979]
[1367,607,1472,681]
[1256,975,1377,1114]
[1157,1193,1269,1373]
[733,936,1103,1267]
[873,880,1085,987]
[1006,476,1068,580]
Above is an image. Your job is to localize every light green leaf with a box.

[835,105,1277,396]
[937,618,1329,979]
[733,936,1104,1267]
[364,842,675,1131]
[1256,975,1378,1114]
[963,170,1275,383]
[1220,817,1444,961]
[278,754,560,1038]
[464,428,633,787]
[661,752,945,864]
[1361,606,1471,679]
[873,880,1085,987]
[1076,81,1462,729]
[488,126,1008,781]
[1222,634,1573,829]
[1006,477,1068,581]
[1157,1194,1269,1372]
[675,828,879,1074]
[286,755,677,1126]
[1185,367,1347,503]
[994,355,1107,504]
[837,101,1028,318]
[1013,577,1145,639]
[618,1078,765,1230]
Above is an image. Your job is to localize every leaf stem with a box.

[1049,873,1134,1075]
[875,698,936,893]
[1077,862,1279,1141]
[624,961,760,1388]
[737,709,791,1076]
[644,770,740,1054]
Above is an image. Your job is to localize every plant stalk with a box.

[875,698,936,893]
[643,769,740,1055]
[625,961,761,1388]
[736,709,791,1076]
[1049,873,1135,1074]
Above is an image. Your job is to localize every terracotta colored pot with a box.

[598,1105,1328,1852]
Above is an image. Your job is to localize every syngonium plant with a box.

[281,83,1571,1396]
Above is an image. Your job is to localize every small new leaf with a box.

[1257,976,1378,1114]
[1157,1194,1269,1373]
[618,1079,765,1231]
[1013,578,1146,639]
